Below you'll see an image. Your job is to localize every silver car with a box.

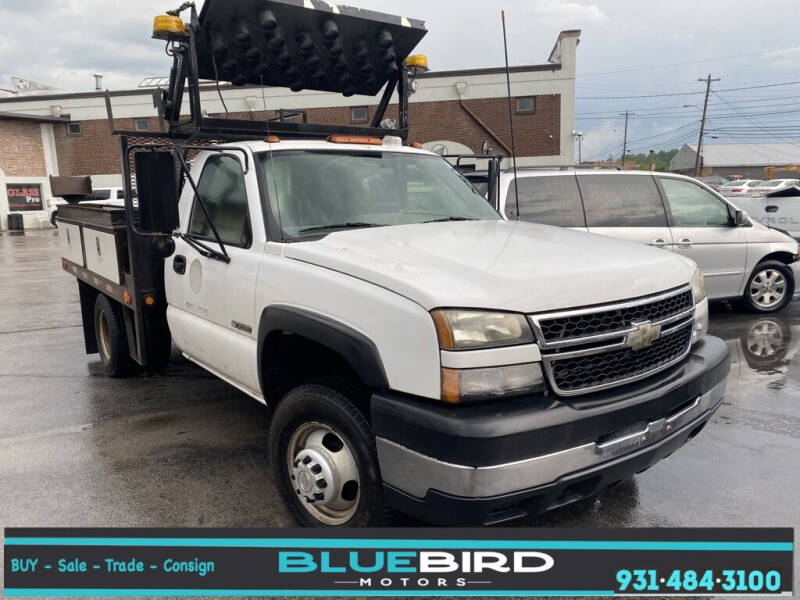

[496,169,800,313]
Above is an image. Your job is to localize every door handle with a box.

[650,238,668,248]
[173,254,186,274]
[765,205,779,213]
[677,238,693,249]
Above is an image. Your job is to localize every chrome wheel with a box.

[746,319,783,358]
[286,421,360,525]
[97,310,111,360]
[749,268,787,309]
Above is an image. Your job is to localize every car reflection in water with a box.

[709,302,800,395]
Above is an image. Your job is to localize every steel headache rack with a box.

[105,0,428,142]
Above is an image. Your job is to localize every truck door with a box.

[752,193,800,239]
[578,173,674,250]
[166,153,263,397]
[656,175,747,299]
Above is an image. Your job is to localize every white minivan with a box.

[497,169,800,313]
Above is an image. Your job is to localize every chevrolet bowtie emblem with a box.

[625,320,662,350]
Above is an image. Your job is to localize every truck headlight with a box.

[690,268,707,304]
[431,309,534,350]
[441,363,545,404]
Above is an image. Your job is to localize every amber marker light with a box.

[440,368,461,404]
[430,309,455,349]
[327,135,383,145]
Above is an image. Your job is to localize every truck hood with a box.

[283,220,696,313]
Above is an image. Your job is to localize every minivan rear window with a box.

[506,175,585,227]
[578,174,667,227]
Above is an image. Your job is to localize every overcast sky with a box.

[2,0,799,160]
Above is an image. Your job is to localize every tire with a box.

[93,294,137,377]
[50,211,58,227]
[268,380,386,527]
[143,311,172,374]
[742,261,794,313]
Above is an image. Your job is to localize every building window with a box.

[516,97,535,113]
[134,118,150,131]
[66,122,82,136]
[351,107,369,123]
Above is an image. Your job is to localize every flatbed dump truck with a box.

[59,0,729,526]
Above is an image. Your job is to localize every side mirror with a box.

[135,151,180,233]
[734,209,748,226]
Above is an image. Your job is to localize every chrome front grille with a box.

[530,286,695,396]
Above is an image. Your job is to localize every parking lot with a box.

[1,229,799,539]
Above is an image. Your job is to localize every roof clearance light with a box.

[153,15,186,40]
[327,135,383,146]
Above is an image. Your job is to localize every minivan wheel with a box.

[268,381,386,527]
[743,261,793,313]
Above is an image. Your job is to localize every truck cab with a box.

[57,0,730,526]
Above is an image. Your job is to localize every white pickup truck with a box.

[56,0,730,527]
[59,137,729,526]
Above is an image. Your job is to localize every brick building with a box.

[0,30,580,229]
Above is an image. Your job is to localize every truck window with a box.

[91,189,111,200]
[659,177,731,227]
[188,155,251,246]
[258,150,499,240]
[506,175,585,227]
[578,174,667,227]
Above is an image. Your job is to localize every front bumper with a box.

[372,335,730,525]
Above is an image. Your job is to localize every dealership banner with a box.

[3,528,793,597]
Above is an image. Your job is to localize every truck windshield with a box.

[257,150,499,240]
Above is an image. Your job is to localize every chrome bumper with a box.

[376,378,727,500]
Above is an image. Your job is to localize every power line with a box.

[576,45,800,77]
[711,91,800,148]
[577,79,800,100]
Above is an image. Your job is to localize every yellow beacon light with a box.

[406,54,429,74]
[152,15,186,40]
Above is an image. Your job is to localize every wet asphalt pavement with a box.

[1,230,798,589]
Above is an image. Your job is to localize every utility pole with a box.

[572,130,584,165]
[695,74,720,177]
[619,111,634,166]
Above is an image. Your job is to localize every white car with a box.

[48,187,125,226]
[718,179,762,197]
[747,179,800,197]
[497,169,800,312]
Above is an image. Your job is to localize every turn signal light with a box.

[266,135,281,143]
[152,15,186,40]
[122,291,132,304]
[144,294,156,307]
[410,142,423,149]
[327,135,383,145]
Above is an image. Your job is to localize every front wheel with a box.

[742,261,794,313]
[268,381,386,527]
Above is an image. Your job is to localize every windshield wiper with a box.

[423,216,477,223]
[298,222,386,234]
